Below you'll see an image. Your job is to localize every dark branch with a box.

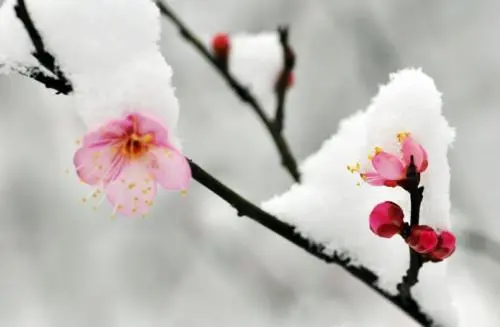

[273,26,295,133]
[397,156,426,302]
[156,0,300,182]
[189,159,434,326]
[14,0,73,94]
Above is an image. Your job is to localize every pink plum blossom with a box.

[349,132,428,187]
[369,201,405,238]
[407,225,439,254]
[73,112,191,217]
[428,230,456,261]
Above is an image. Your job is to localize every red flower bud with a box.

[428,230,456,261]
[211,33,230,57]
[369,201,404,238]
[407,225,438,254]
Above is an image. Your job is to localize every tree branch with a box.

[11,2,436,326]
[189,159,434,326]
[14,0,73,94]
[156,0,300,182]
[397,157,427,303]
[273,25,295,133]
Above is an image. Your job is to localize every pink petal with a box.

[105,161,158,217]
[147,146,191,190]
[361,171,387,186]
[73,144,126,185]
[402,137,428,173]
[83,119,131,147]
[127,113,169,146]
[372,152,405,180]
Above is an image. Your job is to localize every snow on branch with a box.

[5,0,73,93]
[263,68,457,326]
[156,0,300,182]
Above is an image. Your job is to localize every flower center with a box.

[120,133,154,159]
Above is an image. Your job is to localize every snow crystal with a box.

[0,0,180,140]
[263,68,456,325]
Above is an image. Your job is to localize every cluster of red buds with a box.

[370,201,456,261]
[210,32,294,90]
[349,132,456,262]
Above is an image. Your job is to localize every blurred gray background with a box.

[0,0,499,326]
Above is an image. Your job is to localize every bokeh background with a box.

[0,0,499,326]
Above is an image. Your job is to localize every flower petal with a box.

[361,171,387,186]
[74,144,125,185]
[147,146,191,190]
[128,113,169,146]
[83,119,131,147]
[372,152,405,180]
[105,161,157,217]
[402,137,428,172]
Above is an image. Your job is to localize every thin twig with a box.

[12,3,435,326]
[14,0,73,94]
[156,0,300,182]
[273,26,295,133]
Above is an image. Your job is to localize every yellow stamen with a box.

[347,162,360,173]
[374,146,383,154]
[397,132,410,143]
[131,133,153,143]
[180,189,188,197]
[128,183,136,190]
